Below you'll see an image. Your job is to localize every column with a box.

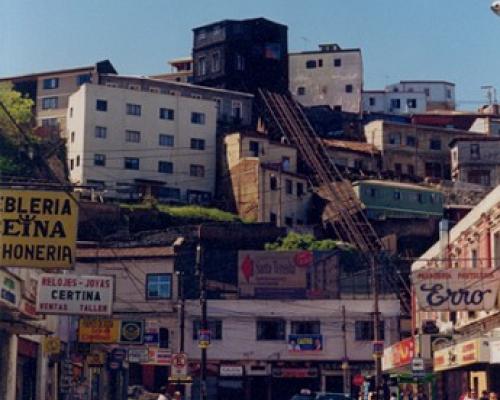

[0,331,18,400]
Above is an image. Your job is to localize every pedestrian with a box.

[173,391,182,400]
[157,386,170,400]
[489,392,498,400]
[481,391,489,400]
[390,392,398,400]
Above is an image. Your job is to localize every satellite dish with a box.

[492,1,500,16]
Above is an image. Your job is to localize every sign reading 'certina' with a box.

[37,273,113,316]
[0,190,78,269]
[412,268,500,311]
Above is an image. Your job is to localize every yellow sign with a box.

[434,338,489,372]
[0,189,78,269]
[78,319,120,343]
[43,336,61,355]
[86,351,106,366]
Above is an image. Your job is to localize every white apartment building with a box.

[185,299,400,400]
[289,44,363,113]
[363,80,455,114]
[67,83,218,203]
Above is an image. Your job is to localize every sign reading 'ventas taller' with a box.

[0,190,78,269]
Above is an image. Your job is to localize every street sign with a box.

[373,341,384,357]
[198,329,211,349]
[170,353,190,381]
[412,357,425,372]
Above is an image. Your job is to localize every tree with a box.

[265,231,350,251]
[0,82,34,134]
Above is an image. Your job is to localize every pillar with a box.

[0,331,18,400]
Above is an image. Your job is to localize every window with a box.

[285,179,293,195]
[125,130,141,143]
[70,159,74,170]
[149,87,160,93]
[146,274,172,300]
[282,156,291,171]
[471,249,478,268]
[470,144,480,160]
[160,108,174,120]
[468,170,491,186]
[270,176,278,190]
[417,193,424,203]
[334,58,342,67]
[406,136,416,147]
[77,74,91,85]
[369,188,377,197]
[345,84,353,93]
[96,99,107,111]
[369,97,376,106]
[190,138,205,150]
[43,78,59,89]
[407,164,415,175]
[42,118,59,128]
[232,101,243,120]
[213,97,223,116]
[291,321,320,334]
[447,88,452,99]
[70,107,73,117]
[297,182,304,197]
[270,213,277,224]
[159,134,174,147]
[429,139,442,150]
[305,60,317,69]
[190,164,205,177]
[124,157,139,170]
[389,133,401,145]
[128,84,140,91]
[212,52,221,72]
[94,154,106,166]
[158,328,169,348]
[297,87,306,96]
[390,99,401,109]
[193,320,222,340]
[95,126,107,139]
[158,187,181,200]
[70,131,75,143]
[355,321,385,341]
[285,216,293,227]
[424,88,430,97]
[249,141,260,157]
[198,57,207,76]
[76,155,80,167]
[407,99,417,109]
[333,105,342,112]
[318,59,323,67]
[191,94,202,100]
[394,163,402,175]
[126,103,141,116]
[158,161,173,174]
[191,112,206,124]
[393,191,401,200]
[235,54,245,71]
[425,162,442,178]
[42,97,58,109]
[256,319,285,341]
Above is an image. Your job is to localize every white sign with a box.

[128,348,149,363]
[170,353,189,380]
[36,273,113,316]
[220,365,244,377]
[412,268,500,311]
[412,357,424,372]
[490,340,500,364]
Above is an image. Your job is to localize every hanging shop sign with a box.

[489,340,500,363]
[78,318,120,343]
[146,347,171,365]
[36,273,113,316]
[433,338,490,371]
[144,320,159,345]
[170,353,190,381]
[20,298,40,319]
[119,320,144,344]
[198,329,211,349]
[86,351,106,367]
[43,336,61,356]
[287,334,323,352]
[0,189,78,269]
[382,338,415,371]
[412,269,500,311]
[0,268,21,310]
[127,348,149,363]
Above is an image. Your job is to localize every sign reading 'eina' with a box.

[0,189,78,269]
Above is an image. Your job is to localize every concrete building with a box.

[151,57,194,83]
[321,139,381,174]
[222,131,311,227]
[289,44,363,113]
[100,74,253,130]
[0,60,117,137]
[412,186,500,398]
[74,244,179,396]
[364,120,485,179]
[67,83,218,203]
[192,18,289,94]
[0,267,59,400]
[469,116,500,136]
[450,137,500,187]
[363,81,455,114]
[185,298,400,400]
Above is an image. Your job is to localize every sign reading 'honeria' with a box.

[0,189,78,269]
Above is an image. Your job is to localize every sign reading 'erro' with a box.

[36,273,113,316]
[0,189,78,269]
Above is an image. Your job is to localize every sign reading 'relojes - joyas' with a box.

[412,268,500,311]
[0,189,78,269]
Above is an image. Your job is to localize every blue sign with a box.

[144,332,159,344]
[288,334,323,352]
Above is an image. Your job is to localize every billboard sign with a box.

[170,353,189,381]
[0,189,78,269]
[0,268,21,310]
[287,334,323,352]
[78,319,120,343]
[36,273,113,316]
[412,269,500,311]
[434,338,490,371]
[382,337,415,371]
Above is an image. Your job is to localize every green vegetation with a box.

[265,231,349,251]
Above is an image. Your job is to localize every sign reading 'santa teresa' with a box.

[0,190,78,269]
[37,273,113,316]
[412,268,500,311]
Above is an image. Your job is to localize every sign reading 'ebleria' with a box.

[412,268,500,311]
[0,190,78,269]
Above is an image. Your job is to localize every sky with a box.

[1,0,499,109]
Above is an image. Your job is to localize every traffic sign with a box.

[198,329,211,349]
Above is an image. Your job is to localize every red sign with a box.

[352,374,365,387]
[386,338,415,369]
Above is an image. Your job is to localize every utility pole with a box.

[177,271,185,353]
[197,230,208,400]
[371,256,382,400]
[341,305,349,395]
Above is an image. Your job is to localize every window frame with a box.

[191,112,206,125]
[125,130,141,143]
[94,154,106,167]
[126,103,142,117]
[291,321,321,335]
[193,320,223,340]
[146,273,173,300]
[96,99,108,112]
[354,320,385,341]
[43,78,59,90]
[124,157,140,170]
[256,319,286,341]
[190,138,206,150]
[95,126,107,139]
[160,108,175,120]
[190,164,205,177]
[42,96,58,110]
[159,134,174,147]
[158,161,174,174]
